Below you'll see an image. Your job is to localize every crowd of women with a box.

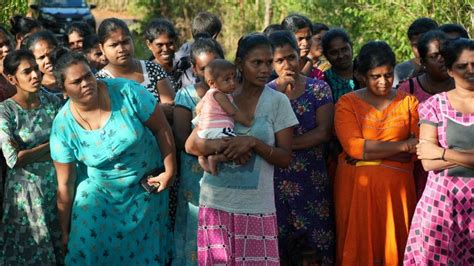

[0,10,472,266]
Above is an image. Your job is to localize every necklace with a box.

[73,87,102,130]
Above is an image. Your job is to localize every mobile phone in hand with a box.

[140,176,160,193]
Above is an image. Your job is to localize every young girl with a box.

[195,59,252,175]
[95,18,175,120]
[0,49,63,265]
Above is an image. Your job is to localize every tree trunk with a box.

[263,0,273,29]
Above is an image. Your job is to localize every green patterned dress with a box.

[0,92,63,265]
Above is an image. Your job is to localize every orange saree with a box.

[334,91,419,265]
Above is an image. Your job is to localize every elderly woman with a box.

[0,49,63,265]
[50,52,176,265]
[404,38,474,266]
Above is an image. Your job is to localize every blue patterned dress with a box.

[173,85,203,266]
[50,78,172,265]
[267,78,336,265]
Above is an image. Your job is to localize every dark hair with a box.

[407,17,438,40]
[144,18,177,42]
[441,38,474,69]
[53,52,91,89]
[193,32,212,40]
[356,41,396,75]
[50,46,70,66]
[22,30,58,50]
[417,30,447,61]
[205,58,235,81]
[190,37,224,65]
[281,14,313,34]
[97,18,131,44]
[312,23,329,35]
[82,34,100,54]
[263,24,284,36]
[3,49,36,76]
[9,15,41,38]
[192,11,222,38]
[439,23,469,39]
[236,33,273,61]
[66,22,94,40]
[0,25,14,47]
[322,28,352,57]
[268,30,299,52]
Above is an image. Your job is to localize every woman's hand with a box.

[233,150,253,165]
[275,71,296,92]
[404,136,419,153]
[222,136,256,161]
[147,171,175,193]
[345,155,359,165]
[416,140,444,160]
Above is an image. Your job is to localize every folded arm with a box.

[292,103,333,150]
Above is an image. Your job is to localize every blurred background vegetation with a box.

[1,0,473,61]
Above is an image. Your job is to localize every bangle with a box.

[441,148,447,161]
[268,147,274,158]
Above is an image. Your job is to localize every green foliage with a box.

[0,0,29,26]
[133,0,472,62]
[1,0,472,63]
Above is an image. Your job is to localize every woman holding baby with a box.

[185,33,298,265]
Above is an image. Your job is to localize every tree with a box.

[0,0,29,26]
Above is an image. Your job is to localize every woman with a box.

[267,30,335,265]
[23,30,62,97]
[95,18,175,108]
[398,30,454,200]
[0,49,63,265]
[185,33,298,265]
[9,15,42,49]
[0,25,15,219]
[145,18,184,91]
[322,28,356,103]
[398,30,454,102]
[281,14,324,80]
[334,41,419,265]
[309,23,331,74]
[65,22,94,52]
[50,52,177,265]
[404,38,474,265]
[173,37,224,266]
[0,25,15,102]
[82,34,108,73]
[323,28,357,181]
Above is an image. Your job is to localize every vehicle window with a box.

[40,0,86,7]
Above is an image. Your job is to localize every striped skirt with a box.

[197,206,280,265]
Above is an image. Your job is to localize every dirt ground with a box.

[92,9,141,28]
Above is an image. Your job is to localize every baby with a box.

[195,59,253,175]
